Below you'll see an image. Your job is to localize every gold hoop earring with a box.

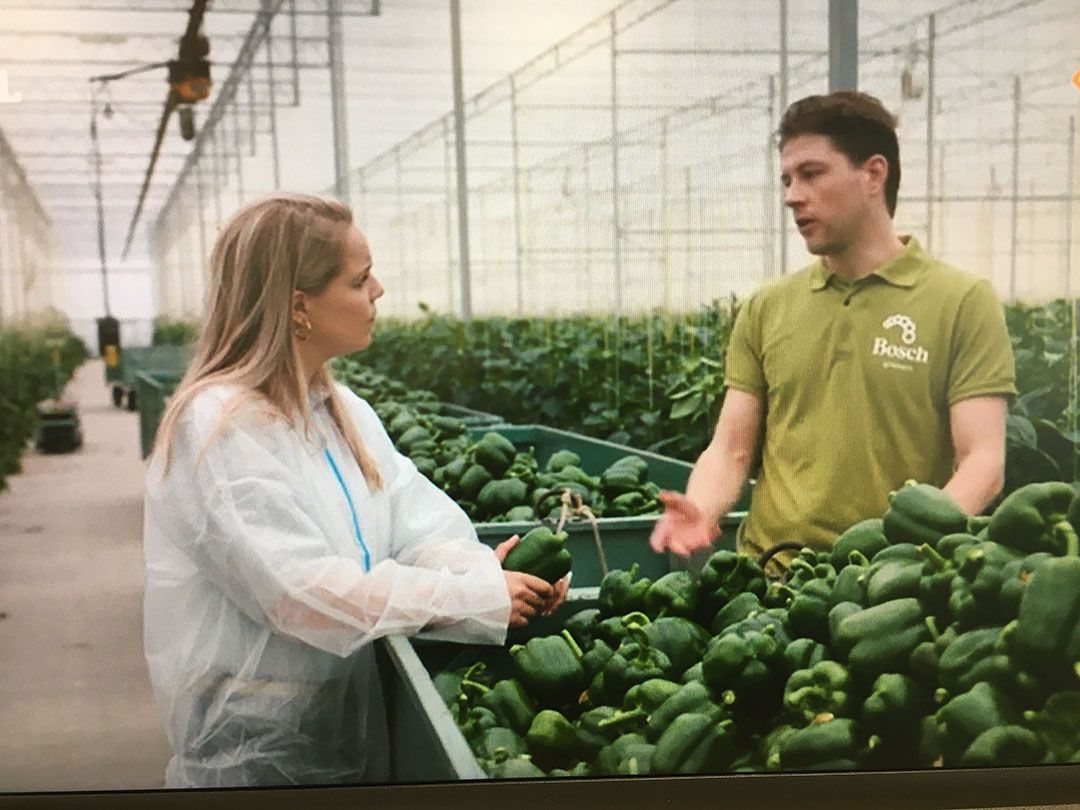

[294,319,312,342]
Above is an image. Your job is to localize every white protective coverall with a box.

[143,381,511,788]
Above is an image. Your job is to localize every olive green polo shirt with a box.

[724,236,1016,561]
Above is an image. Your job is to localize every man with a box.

[650,91,1016,563]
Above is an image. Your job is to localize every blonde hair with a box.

[155,192,383,490]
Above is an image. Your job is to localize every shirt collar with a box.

[810,235,925,291]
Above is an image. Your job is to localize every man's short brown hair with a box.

[779,91,901,218]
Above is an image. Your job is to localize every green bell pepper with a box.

[650,712,737,774]
[786,548,837,589]
[871,543,923,564]
[545,449,581,474]
[696,549,768,624]
[835,597,931,681]
[642,616,710,675]
[947,541,1024,630]
[864,559,922,606]
[937,626,1014,697]
[783,661,853,721]
[712,591,764,639]
[602,626,674,700]
[929,681,1022,764]
[645,681,728,742]
[957,726,1046,767]
[860,672,932,755]
[548,761,594,778]
[594,732,656,776]
[501,526,572,584]
[938,532,980,562]
[762,581,796,609]
[827,601,863,652]
[829,551,871,608]
[884,479,969,549]
[476,678,538,737]
[577,705,623,742]
[598,563,651,616]
[562,607,601,647]
[475,726,527,763]
[829,518,889,570]
[509,630,587,708]
[702,627,787,715]
[592,610,650,648]
[784,637,830,673]
[459,705,500,741]
[484,754,545,779]
[579,638,616,680]
[1023,691,1080,764]
[680,661,705,685]
[524,709,606,770]
[997,551,1054,619]
[916,543,955,621]
[774,715,864,771]
[788,578,834,644]
[1006,553,1080,686]
[644,571,698,619]
[622,677,683,714]
[987,481,1080,555]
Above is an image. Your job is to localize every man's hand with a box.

[541,575,569,616]
[649,491,721,557]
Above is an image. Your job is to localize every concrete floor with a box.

[0,360,172,792]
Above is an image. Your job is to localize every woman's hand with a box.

[503,571,554,628]
[540,575,569,617]
[495,534,560,627]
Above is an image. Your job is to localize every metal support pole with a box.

[684,166,692,309]
[449,0,472,319]
[609,12,623,314]
[766,76,776,279]
[212,129,224,226]
[509,76,525,316]
[926,13,935,251]
[1010,75,1021,299]
[660,116,670,311]
[442,118,455,313]
[1064,115,1074,296]
[290,0,301,105]
[246,66,257,156]
[778,0,789,275]
[195,163,207,270]
[90,106,111,316]
[327,0,350,201]
[265,13,282,190]
[232,101,245,203]
[828,0,858,92]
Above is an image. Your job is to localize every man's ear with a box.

[863,155,889,202]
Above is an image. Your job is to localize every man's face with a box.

[780,133,874,256]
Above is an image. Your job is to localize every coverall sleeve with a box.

[168,395,511,658]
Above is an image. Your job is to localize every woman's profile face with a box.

[307,226,385,358]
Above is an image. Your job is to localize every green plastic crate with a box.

[135,370,183,459]
[376,588,601,782]
[464,424,750,584]
[439,402,507,427]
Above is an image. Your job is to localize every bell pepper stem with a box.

[560,629,584,659]
[460,678,491,698]
[917,543,950,572]
[925,614,940,642]
[1055,520,1079,557]
[597,707,648,730]
[620,611,652,628]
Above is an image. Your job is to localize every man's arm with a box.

[651,388,764,556]
[941,395,1008,514]
[687,388,765,524]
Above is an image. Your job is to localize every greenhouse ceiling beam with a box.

[0,124,51,226]
[1,56,329,70]
[354,0,673,180]
[0,28,327,44]
[154,0,289,236]
[0,1,376,15]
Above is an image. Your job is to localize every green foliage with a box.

[152,317,200,346]
[0,322,87,491]
[356,300,739,462]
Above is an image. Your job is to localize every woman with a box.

[143,193,565,788]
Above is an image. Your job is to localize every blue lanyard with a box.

[323,447,371,572]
